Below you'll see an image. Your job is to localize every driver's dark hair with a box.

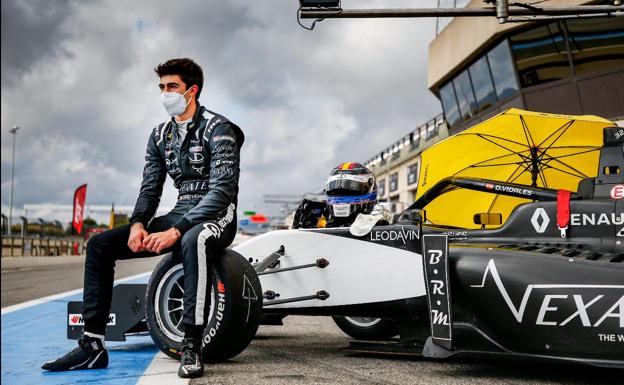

[155,58,204,99]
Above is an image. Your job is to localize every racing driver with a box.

[42,58,244,379]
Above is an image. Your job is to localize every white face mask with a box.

[161,87,193,117]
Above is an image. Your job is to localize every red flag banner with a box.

[72,184,87,234]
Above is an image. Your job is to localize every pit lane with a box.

[1,250,619,385]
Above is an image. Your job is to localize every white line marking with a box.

[136,352,189,385]
[1,271,152,315]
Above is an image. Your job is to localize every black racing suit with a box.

[82,102,244,335]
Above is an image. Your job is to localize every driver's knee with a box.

[181,225,201,247]
[86,231,106,256]
[180,223,217,261]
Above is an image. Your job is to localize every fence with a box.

[1,236,85,257]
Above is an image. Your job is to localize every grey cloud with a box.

[0,0,81,87]
[1,0,441,222]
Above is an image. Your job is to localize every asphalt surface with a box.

[2,242,620,384]
[1,255,162,307]
[192,316,621,385]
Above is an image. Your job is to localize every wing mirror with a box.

[397,209,426,224]
[473,213,502,226]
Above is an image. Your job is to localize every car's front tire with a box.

[145,249,262,362]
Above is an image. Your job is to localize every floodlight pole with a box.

[8,125,20,236]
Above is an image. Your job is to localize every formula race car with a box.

[67,112,623,368]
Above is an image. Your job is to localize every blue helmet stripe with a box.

[327,191,377,205]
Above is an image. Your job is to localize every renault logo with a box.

[531,208,550,233]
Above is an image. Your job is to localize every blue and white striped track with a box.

[1,273,184,385]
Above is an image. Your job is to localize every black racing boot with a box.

[42,334,108,371]
[177,338,204,378]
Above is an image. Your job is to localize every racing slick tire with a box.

[145,249,263,362]
[332,316,398,341]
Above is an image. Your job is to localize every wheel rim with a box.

[154,261,216,343]
[155,263,185,342]
[344,316,382,328]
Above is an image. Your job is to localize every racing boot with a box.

[177,337,204,378]
[41,334,108,371]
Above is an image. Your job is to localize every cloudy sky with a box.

[1,0,441,224]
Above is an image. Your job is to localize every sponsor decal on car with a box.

[570,213,624,226]
[446,231,468,240]
[68,313,116,326]
[471,259,624,328]
[203,292,226,346]
[190,146,203,153]
[422,234,452,349]
[369,226,420,244]
[530,208,550,233]
[611,185,624,199]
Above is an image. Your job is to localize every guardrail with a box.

[1,236,85,257]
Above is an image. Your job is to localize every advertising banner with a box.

[72,184,87,234]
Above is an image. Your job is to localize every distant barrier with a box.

[1,236,85,257]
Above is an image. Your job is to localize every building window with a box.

[410,130,420,151]
[511,22,572,87]
[440,82,460,127]
[487,40,519,100]
[453,69,478,121]
[566,18,624,77]
[469,56,497,113]
[378,179,385,197]
[425,122,438,140]
[407,164,418,185]
[389,173,398,192]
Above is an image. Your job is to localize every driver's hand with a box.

[128,223,148,252]
[142,228,181,254]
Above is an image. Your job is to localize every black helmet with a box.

[325,162,377,223]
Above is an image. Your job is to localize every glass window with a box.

[425,123,438,140]
[378,179,385,196]
[469,56,497,113]
[510,22,571,87]
[439,82,460,127]
[407,164,418,185]
[453,69,477,121]
[487,40,519,100]
[389,173,398,192]
[409,130,420,151]
[566,18,624,76]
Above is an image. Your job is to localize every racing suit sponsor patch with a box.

[212,135,235,143]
